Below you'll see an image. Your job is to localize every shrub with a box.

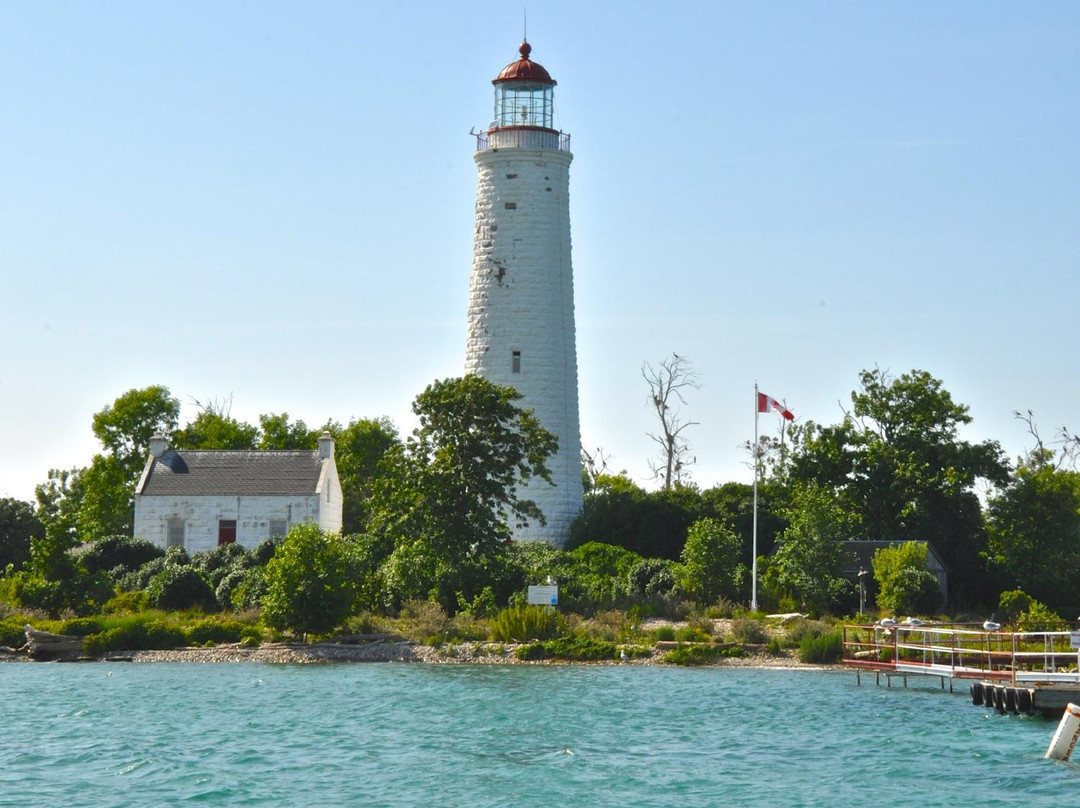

[0,618,26,649]
[262,525,361,638]
[83,619,188,654]
[231,568,268,611]
[490,606,567,642]
[102,590,148,614]
[398,600,451,644]
[674,625,712,643]
[797,630,843,664]
[1016,599,1065,632]
[145,567,217,612]
[80,536,164,577]
[514,635,617,662]
[731,616,769,644]
[653,625,676,641]
[192,543,252,588]
[184,618,249,645]
[784,618,828,648]
[59,617,104,637]
[664,644,734,665]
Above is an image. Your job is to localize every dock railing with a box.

[843,623,1080,685]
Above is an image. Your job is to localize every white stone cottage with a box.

[133,432,342,552]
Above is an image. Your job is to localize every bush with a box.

[0,618,26,649]
[145,567,217,612]
[59,617,104,637]
[731,616,768,644]
[80,536,164,577]
[515,635,617,662]
[262,525,361,638]
[653,626,676,641]
[663,644,742,666]
[797,630,843,664]
[490,606,567,642]
[784,618,828,648]
[192,543,252,588]
[185,618,248,646]
[397,600,451,644]
[102,590,148,614]
[673,625,712,643]
[83,619,188,655]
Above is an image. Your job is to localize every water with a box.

[1,663,1077,807]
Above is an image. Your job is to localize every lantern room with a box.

[492,41,556,131]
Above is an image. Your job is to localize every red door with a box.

[218,520,237,545]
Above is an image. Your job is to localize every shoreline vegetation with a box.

[0,616,842,669]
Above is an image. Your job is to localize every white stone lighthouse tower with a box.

[466,41,583,545]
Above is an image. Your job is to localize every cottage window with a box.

[218,520,237,546]
[167,518,185,549]
[269,519,288,539]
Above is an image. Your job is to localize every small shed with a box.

[841,540,949,609]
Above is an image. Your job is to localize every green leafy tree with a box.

[766,484,856,614]
[333,417,400,535]
[789,368,1008,607]
[261,523,361,638]
[985,466,1080,616]
[370,376,557,611]
[0,498,44,571]
[872,541,941,616]
[172,403,259,450]
[677,517,743,605]
[259,413,318,450]
[92,386,181,477]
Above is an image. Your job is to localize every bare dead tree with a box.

[1014,409,1080,471]
[581,445,613,491]
[642,354,700,490]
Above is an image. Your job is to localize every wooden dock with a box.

[843,623,1080,717]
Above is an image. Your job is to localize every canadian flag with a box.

[757,391,794,421]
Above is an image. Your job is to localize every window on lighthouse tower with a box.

[512,350,522,374]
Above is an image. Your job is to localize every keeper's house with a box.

[133,432,342,552]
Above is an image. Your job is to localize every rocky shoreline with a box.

[1,638,829,668]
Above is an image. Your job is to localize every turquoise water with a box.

[1,663,1077,807]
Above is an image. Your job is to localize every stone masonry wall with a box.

[466,146,583,545]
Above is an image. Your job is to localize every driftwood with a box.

[24,626,84,660]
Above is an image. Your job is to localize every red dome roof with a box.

[493,41,556,85]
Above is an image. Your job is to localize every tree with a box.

[333,417,400,535]
[91,386,180,476]
[261,523,361,638]
[642,354,700,490]
[789,367,1008,607]
[259,413,319,450]
[677,517,743,605]
[872,541,941,616]
[370,376,557,610]
[172,398,259,450]
[985,465,1080,616]
[766,484,856,614]
[73,386,183,542]
[0,498,44,571]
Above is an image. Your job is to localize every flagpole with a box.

[751,383,759,612]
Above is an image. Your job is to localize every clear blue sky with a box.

[2,2,1078,502]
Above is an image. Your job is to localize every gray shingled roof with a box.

[140,450,325,497]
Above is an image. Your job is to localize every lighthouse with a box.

[465,41,583,545]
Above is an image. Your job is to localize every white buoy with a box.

[1045,703,1080,761]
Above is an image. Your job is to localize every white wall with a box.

[466,146,584,545]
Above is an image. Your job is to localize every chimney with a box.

[318,431,335,459]
[149,432,168,458]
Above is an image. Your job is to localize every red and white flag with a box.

[757,391,794,421]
